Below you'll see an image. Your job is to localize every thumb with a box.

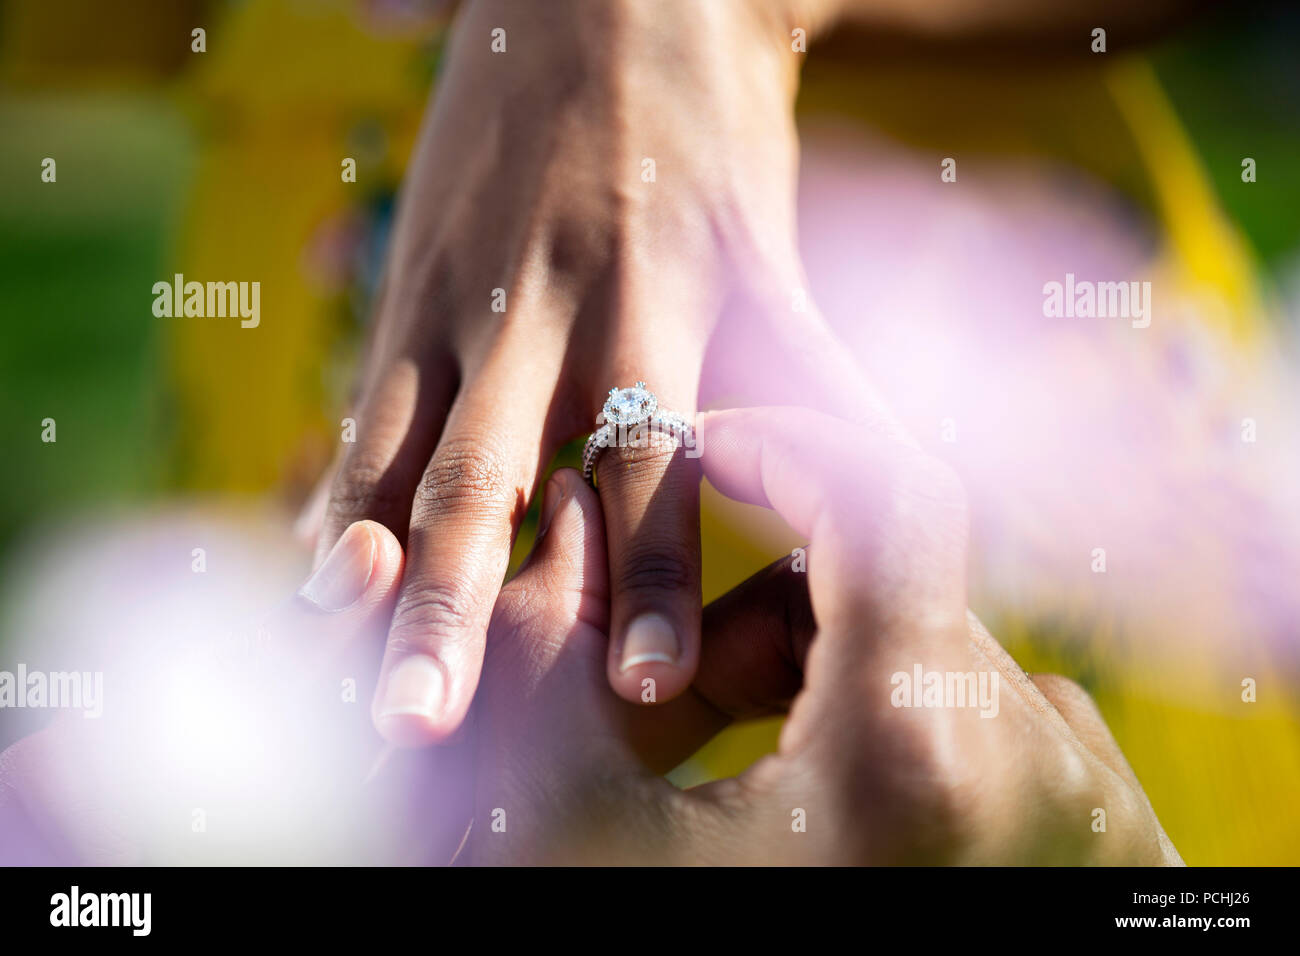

[484,468,610,722]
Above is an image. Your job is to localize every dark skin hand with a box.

[466,408,1182,865]
[300,0,877,746]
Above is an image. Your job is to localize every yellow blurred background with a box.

[2,0,1297,863]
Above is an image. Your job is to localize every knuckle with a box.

[1033,673,1095,709]
[613,542,699,599]
[1045,760,1097,820]
[415,438,512,516]
[327,448,411,519]
[1025,743,1111,860]
[597,436,695,487]
[387,580,483,655]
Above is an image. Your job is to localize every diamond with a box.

[603,384,657,426]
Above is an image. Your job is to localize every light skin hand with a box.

[465,410,1183,865]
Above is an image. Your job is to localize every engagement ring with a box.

[581,382,694,487]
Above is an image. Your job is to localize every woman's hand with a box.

[309,0,868,746]
[466,408,1182,865]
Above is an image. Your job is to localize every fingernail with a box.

[619,612,680,671]
[378,654,445,720]
[536,474,564,540]
[298,522,375,611]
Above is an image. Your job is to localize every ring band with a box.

[582,382,694,487]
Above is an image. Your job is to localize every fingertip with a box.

[373,714,453,748]
[547,467,596,515]
[372,653,460,748]
[296,520,379,614]
[252,519,405,664]
[607,656,697,706]
[521,468,607,602]
[695,407,767,472]
[548,467,602,537]
[607,611,698,705]
[353,519,405,596]
[535,468,590,543]
[295,519,404,616]
[373,711,451,748]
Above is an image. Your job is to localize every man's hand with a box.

[466,410,1182,865]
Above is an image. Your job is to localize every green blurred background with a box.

[2,0,1298,863]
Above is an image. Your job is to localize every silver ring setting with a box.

[582,382,694,487]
